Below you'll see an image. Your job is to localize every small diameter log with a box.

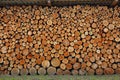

[112,64,117,69]
[47,67,56,75]
[42,60,50,68]
[20,69,28,75]
[103,20,109,26]
[51,58,60,67]
[108,24,114,30]
[62,58,68,64]
[92,23,97,28]
[38,68,46,75]
[11,68,20,75]
[60,63,66,70]
[63,39,70,46]
[81,62,86,70]
[0,58,3,63]
[29,67,37,75]
[1,46,7,53]
[68,46,74,52]
[66,63,72,70]
[23,48,29,56]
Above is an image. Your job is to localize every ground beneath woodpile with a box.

[0,74,120,80]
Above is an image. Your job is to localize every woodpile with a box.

[0,5,120,75]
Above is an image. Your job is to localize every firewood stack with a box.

[0,5,120,75]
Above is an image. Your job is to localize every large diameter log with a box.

[96,68,103,75]
[47,67,56,75]
[104,68,114,75]
[38,68,46,75]
[11,68,19,75]
[51,58,60,67]
[29,67,37,75]
[115,68,120,74]
[20,69,28,75]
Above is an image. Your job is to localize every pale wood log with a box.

[20,69,28,75]
[38,68,46,75]
[11,68,20,75]
[79,69,86,75]
[51,58,60,67]
[42,60,50,68]
[47,67,56,75]
[60,63,66,70]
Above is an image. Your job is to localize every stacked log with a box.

[0,5,120,75]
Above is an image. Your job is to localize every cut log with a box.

[54,44,60,50]
[27,36,33,42]
[104,68,114,75]
[108,24,114,30]
[46,55,52,60]
[87,68,95,75]
[60,63,66,70]
[1,46,7,53]
[101,62,108,68]
[81,62,86,70]
[62,58,68,64]
[23,48,29,56]
[36,59,41,65]
[63,70,71,75]
[72,70,78,75]
[68,46,74,52]
[11,68,19,75]
[20,69,28,75]
[79,69,86,75]
[73,63,80,70]
[38,68,46,75]
[0,58,3,63]
[96,68,103,75]
[47,67,56,75]
[64,52,70,57]
[42,60,50,68]
[56,69,63,75]
[20,59,25,65]
[103,20,109,26]
[89,57,95,62]
[115,68,120,74]
[51,58,60,67]
[29,67,37,75]
[91,63,98,69]
[59,55,64,61]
